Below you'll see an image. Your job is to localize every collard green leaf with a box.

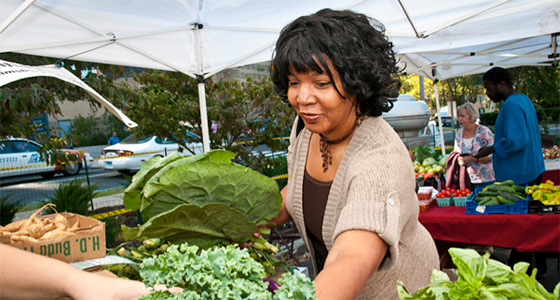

[121,225,140,241]
[124,153,182,210]
[142,149,236,199]
[137,203,257,248]
[125,150,236,211]
[141,160,280,223]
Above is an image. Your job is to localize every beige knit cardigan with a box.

[285,116,440,299]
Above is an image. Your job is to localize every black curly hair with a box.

[270,8,401,117]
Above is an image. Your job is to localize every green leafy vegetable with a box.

[413,145,439,164]
[398,247,559,300]
[136,243,316,300]
[136,203,257,248]
[123,150,281,248]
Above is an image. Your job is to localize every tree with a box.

[0,52,119,165]
[1,52,295,171]
[108,69,295,170]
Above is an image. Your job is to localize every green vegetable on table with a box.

[397,247,559,300]
[136,243,316,300]
[121,150,282,248]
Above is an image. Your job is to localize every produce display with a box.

[121,150,281,249]
[397,247,559,299]
[412,145,447,180]
[473,180,527,206]
[135,243,316,300]
[436,188,471,199]
[0,204,79,242]
[525,180,560,205]
[543,145,560,159]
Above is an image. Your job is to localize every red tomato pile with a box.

[415,173,438,180]
[436,188,471,198]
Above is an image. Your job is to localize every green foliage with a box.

[438,75,484,108]
[122,150,281,248]
[480,111,499,126]
[399,73,485,116]
[137,243,316,300]
[0,193,22,226]
[510,66,559,110]
[0,52,123,164]
[261,155,288,190]
[108,70,295,166]
[69,111,108,146]
[44,177,98,215]
[398,247,559,300]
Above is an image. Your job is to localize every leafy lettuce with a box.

[398,247,560,300]
[123,150,282,248]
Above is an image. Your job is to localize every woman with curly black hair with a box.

[265,9,439,299]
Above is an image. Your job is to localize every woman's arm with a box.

[261,185,292,229]
[0,243,150,300]
[313,230,388,299]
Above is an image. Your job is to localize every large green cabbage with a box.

[122,150,282,248]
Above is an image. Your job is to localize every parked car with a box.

[0,137,93,179]
[434,107,454,127]
[100,133,204,174]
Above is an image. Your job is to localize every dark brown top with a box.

[303,168,332,272]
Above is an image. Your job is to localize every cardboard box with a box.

[1,212,106,263]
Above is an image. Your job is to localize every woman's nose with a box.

[297,84,316,104]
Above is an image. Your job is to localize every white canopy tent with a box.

[1,0,558,152]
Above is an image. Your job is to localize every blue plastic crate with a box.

[467,187,528,215]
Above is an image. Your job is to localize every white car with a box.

[100,133,204,173]
[0,138,93,179]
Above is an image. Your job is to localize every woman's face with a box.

[287,57,357,139]
[458,108,473,127]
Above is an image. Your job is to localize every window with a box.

[0,142,14,154]
[11,141,39,152]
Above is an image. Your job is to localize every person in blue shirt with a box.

[108,131,120,146]
[475,66,546,278]
[475,67,545,186]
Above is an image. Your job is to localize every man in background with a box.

[108,131,120,146]
[475,67,544,186]
[475,66,546,278]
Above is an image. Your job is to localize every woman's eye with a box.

[317,82,331,88]
[288,81,299,86]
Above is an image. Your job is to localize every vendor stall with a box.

[418,205,559,253]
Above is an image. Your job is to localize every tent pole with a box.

[419,76,425,101]
[434,80,446,156]
[197,77,210,153]
[194,23,210,153]
[0,0,35,34]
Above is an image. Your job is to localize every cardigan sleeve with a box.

[332,170,404,270]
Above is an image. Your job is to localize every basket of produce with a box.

[526,180,560,214]
[435,188,472,207]
[451,188,472,207]
[419,199,434,212]
[435,196,452,207]
[466,180,528,215]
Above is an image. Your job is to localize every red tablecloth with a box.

[418,205,560,252]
